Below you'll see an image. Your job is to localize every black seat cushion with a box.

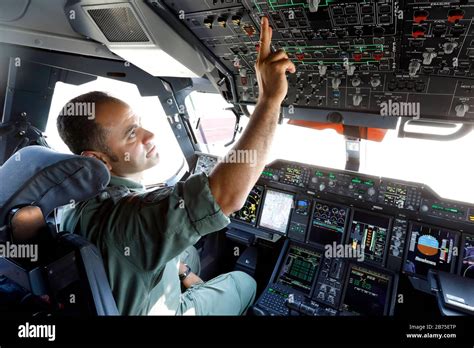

[0,146,110,237]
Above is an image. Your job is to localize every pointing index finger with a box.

[258,16,272,61]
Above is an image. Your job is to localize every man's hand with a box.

[208,16,296,216]
[179,262,203,289]
[255,16,296,105]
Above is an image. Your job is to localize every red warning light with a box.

[353,53,362,62]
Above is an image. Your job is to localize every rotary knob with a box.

[351,77,361,87]
[319,183,326,191]
[332,77,342,89]
[368,187,376,196]
[443,42,458,55]
[370,78,381,88]
[272,174,279,181]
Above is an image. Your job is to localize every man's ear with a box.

[81,150,113,171]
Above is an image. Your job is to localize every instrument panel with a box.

[193,153,474,315]
[161,0,474,121]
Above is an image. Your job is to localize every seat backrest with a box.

[0,145,119,315]
[0,145,110,237]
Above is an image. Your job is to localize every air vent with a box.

[87,7,150,43]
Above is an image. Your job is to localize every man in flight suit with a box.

[57,17,296,315]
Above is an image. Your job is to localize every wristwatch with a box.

[179,264,191,281]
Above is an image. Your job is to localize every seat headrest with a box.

[0,146,110,234]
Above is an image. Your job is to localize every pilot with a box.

[56,17,295,315]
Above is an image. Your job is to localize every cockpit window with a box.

[185,91,347,168]
[185,92,473,204]
[45,77,185,186]
[361,125,474,204]
[185,91,244,157]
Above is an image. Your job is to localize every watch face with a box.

[179,264,191,281]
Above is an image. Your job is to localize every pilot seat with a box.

[0,145,118,315]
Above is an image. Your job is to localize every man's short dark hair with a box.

[56,91,120,160]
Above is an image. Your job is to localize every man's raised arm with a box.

[208,17,296,216]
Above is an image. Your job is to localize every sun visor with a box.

[65,0,212,78]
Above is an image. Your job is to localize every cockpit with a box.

[0,0,473,344]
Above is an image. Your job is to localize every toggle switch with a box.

[345,64,356,76]
[409,61,421,77]
[353,94,363,106]
[318,64,328,76]
[332,77,342,89]
[455,103,469,117]
[308,0,321,13]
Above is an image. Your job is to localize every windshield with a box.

[186,92,474,204]
[361,126,474,204]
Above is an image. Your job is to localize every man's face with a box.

[95,101,159,177]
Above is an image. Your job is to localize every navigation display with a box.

[309,201,349,246]
[404,223,459,277]
[341,264,392,316]
[276,245,322,294]
[349,211,391,265]
[230,185,263,226]
[258,189,294,234]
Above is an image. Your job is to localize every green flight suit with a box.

[60,173,256,315]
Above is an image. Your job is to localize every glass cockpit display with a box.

[341,264,392,316]
[349,211,390,265]
[230,185,263,226]
[258,189,294,234]
[461,234,474,279]
[309,201,349,246]
[276,245,322,294]
[403,223,459,277]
